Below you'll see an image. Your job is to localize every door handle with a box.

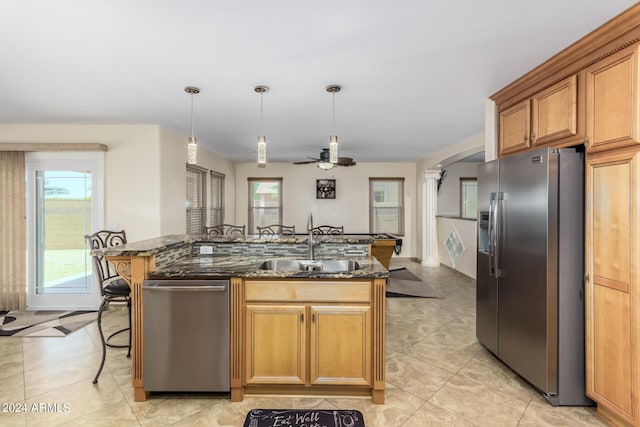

[144,285,227,292]
[494,192,503,278]
[488,192,496,277]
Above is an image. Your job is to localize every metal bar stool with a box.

[85,230,131,384]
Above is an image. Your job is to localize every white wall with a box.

[235,162,417,258]
[437,217,476,279]
[437,162,481,216]
[0,124,236,241]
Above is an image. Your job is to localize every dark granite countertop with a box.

[100,234,376,257]
[148,255,388,280]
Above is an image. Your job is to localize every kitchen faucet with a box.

[307,212,314,260]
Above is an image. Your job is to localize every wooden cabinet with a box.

[310,305,371,386]
[237,279,385,403]
[499,99,531,155]
[585,146,640,426]
[245,304,306,385]
[499,75,580,156]
[244,303,372,387]
[586,44,640,153]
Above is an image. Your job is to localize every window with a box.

[369,178,404,235]
[210,171,225,226]
[186,165,207,234]
[248,178,282,234]
[460,178,477,219]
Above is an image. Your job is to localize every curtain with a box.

[0,152,26,310]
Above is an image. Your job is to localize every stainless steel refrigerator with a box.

[476,147,591,406]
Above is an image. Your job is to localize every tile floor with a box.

[0,259,603,426]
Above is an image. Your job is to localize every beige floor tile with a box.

[25,373,126,427]
[127,394,227,426]
[22,329,99,371]
[24,351,101,399]
[0,408,27,427]
[326,387,425,427]
[176,399,252,426]
[0,370,25,403]
[385,353,453,400]
[401,401,477,427]
[56,400,138,427]
[457,350,535,404]
[404,328,483,375]
[429,373,530,427]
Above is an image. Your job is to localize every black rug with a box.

[243,409,365,427]
[386,267,440,298]
[0,310,96,337]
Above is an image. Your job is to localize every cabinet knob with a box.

[312,313,316,322]
[522,135,528,143]
[301,313,304,322]
[530,132,535,141]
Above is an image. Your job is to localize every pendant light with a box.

[254,85,269,167]
[326,85,341,164]
[185,86,200,164]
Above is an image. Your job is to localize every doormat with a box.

[386,267,440,298]
[243,409,365,427]
[0,310,96,337]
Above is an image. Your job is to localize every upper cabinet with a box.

[586,44,640,153]
[531,75,579,146]
[498,75,581,156]
[499,99,530,155]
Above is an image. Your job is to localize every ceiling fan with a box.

[293,148,356,169]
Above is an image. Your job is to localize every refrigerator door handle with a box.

[488,192,496,277]
[494,192,503,277]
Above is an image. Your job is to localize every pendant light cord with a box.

[190,92,195,139]
[260,91,264,135]
[332,91,336,135]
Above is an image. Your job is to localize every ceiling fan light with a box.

[329,134,338,163]
[257,134,267,167]
[318,161,335,170]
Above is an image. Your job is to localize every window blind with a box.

[209,171,225,226]
[369,178,405,235]
[186,165,207,234]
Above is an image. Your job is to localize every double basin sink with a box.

[260,259,359,272]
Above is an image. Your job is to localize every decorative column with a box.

[422,170,441,267]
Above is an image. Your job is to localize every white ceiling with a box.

[0,1,636,163]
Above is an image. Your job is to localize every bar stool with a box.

[85,230,130,384]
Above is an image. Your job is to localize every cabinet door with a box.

[309,305,372,386]
[586,45,640,152]
[531,74,578,146]
[245,304,306,385]
[585,147,639,425]
[499,99,530,156]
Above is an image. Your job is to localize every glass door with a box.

[26,152,104,309]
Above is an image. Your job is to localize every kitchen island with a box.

[100,234,388,404]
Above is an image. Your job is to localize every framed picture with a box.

[316,179,336,199]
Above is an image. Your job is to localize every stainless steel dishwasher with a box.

[143,279,229,392]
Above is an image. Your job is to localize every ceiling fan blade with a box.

[337,157,356,166]
[293,160,319,165]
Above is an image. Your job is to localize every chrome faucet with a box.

[307,212,314,259]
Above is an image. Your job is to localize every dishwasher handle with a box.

[144,285,227,292]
